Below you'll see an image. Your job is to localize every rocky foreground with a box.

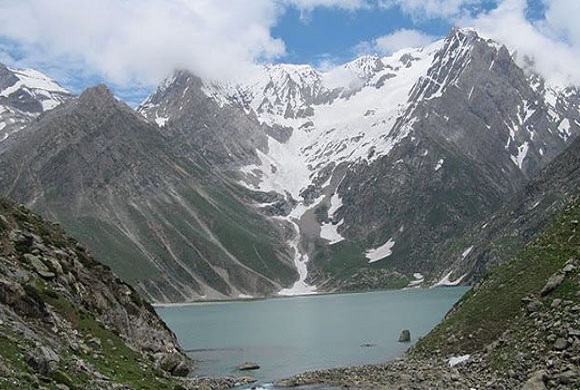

[0,197,262,389]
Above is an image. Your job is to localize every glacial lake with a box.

[156,288,468,387]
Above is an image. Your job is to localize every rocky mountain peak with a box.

[77,84,119,111]
[344,55,386,80]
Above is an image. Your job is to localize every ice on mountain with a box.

[320,219,345,245]
[433,271,467,287]
[327,192,343,218]
[558,118,571,141]
[366,238,396,263]
[511,142,529,169]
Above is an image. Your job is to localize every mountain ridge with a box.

[1,27,579,301]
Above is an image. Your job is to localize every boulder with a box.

[553,338,569,351]
[25,346,60,375]
[522,371,547,390]
[23,254,55,279]
[159,352,190,377]
[398,329,411,343]
[171,361,190,377]
[526,300,543,313]
[237,362,260,371]
[540,273,565,296]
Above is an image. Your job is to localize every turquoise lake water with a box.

[156,287,468,387]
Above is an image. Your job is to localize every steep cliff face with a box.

[0,198,191,389]
[0,86,296,302]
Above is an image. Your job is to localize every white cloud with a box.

[355,29,436,56]
[0,0,288,88]
[375,29,437,53]
[463,0,580,86]
[0,0,377,93]
[379,0,485,20]
[544,0,580,46]
[285,0,370,11]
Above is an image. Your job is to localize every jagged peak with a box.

[78,84,116,104]
[262,64,321,90]
[77,84,137,119]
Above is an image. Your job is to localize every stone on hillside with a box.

[25,346,60,375]
[540,273,565,296]
[526,300,543,313]
[556,370,577,385]
[522,371,547,390]
[398,329,411,343]
[171,361,190,377]
[553,338,569,351]
[23,254,55,279]
[159,352,189,376]
[0,358,10,376]
[562,264,575,274]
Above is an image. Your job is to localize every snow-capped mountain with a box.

[139,28,579,296]
[0,64,71,141]
[2,28,578,302]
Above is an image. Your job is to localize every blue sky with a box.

[0,0,574,106]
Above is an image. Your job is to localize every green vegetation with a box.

[413,198,580,357]
[56,213,160,283]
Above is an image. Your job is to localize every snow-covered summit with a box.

[0,66,69,111]
[0,64,71,141]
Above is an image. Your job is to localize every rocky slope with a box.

[141,28,580,295]
[278,196,580,389]
[0,197,192,389]
[0,85,297,302]
[430,130,580,286]
[0,64,71,141]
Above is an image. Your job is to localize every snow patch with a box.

[510,142,529,169]
[327,192,343,218]
[320,219,345,245]
[461,246,474,259]
[155,115,170,127]
[449,355,470,367]
[238,294,253,299]
[366,238,395,263]
[407,272,425,287]
[278,217,318,296]
[433,271,466,287]
[434,158,444,171]
[558,118,571,141]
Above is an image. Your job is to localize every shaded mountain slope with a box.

[433,127,580,285]
[0,86,296,302]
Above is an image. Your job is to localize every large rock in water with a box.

[237,362,260,371]
[398,329,411,343]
